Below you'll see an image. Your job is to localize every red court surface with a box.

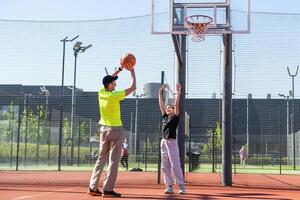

[0,171,299,200]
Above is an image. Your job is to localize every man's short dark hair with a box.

[102,75,118,87]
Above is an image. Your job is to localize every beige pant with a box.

[89,125,123,191]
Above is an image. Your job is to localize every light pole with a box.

[58,35,78,171]
[246,93,252,156]
[70,41,92,165]
[133,93,144,169]
[278,93,290,165]
[287,65,299,170]
[23,93,32,167]
[129,112,133,162]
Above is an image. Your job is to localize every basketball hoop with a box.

[185,15,213,42]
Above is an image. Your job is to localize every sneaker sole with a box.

[102,195,121,198]
[87,192,102,196]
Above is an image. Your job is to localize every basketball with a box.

[120,53,136,70]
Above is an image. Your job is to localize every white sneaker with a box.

[178,185,186,194]
[164,185,174,194]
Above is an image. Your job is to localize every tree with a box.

[36,105,48,143]
[2,101,17,166]
[36,105,47,163]
[79,121,88,144]
[144,137,154,153]
[63,117,71,144]
[2,102,16,141]
[20,106,38,143]
[77,121,88,165]
[202,122,222,156]
[63,117,71,163]
[20,106,33,165]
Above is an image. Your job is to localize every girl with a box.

[158,83,185,194]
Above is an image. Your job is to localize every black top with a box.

[161,113,179,139]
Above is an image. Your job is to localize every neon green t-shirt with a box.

[98,86,125,126]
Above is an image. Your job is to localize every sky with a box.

[0,0,299,98]
[0,0,150,21]
[0,0,299,21]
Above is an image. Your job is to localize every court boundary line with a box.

[12,186,80,200]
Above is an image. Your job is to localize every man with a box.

[88,66,136,198]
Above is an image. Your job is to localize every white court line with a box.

[13,186,80,200]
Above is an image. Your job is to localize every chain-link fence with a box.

[0,91,299,174]
[0,10,300,173]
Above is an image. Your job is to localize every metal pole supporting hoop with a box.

[185,15,213,42]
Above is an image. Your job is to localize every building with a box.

[0,84,299,162]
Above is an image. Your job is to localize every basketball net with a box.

[163,77,175,105]
[165,83,175,98]
[185,15,213,42]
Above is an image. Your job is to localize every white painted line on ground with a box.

[13,186,80,200]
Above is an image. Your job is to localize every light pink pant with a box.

[161,138,185,186]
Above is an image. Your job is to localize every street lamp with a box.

[133,92,145,170]
[287,65,299,170]
[70,41,92,165]
[278,93,290,165]
[58,35,79,171]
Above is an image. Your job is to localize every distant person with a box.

[92,150,98,160]
[239,146,248,167]
[271,154,276,166]
[120,139,129,170]
[88,66,136,198]
[158,83,186,194]
[122,138,128,149]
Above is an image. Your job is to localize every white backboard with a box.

[151,0,250,35]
